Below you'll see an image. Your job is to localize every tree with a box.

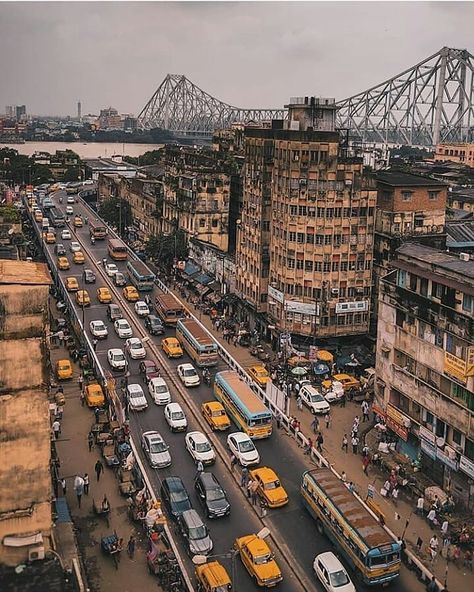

[98,197,132,236]
[63,167,81,182]
[146,229,188,272]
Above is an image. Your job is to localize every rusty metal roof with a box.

[0,260,51,285]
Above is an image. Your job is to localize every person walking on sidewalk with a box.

[362,455,370,475]
[194,460,204,481]
[296,395,303,411]
[88,431,94,452]
[52,419,61,439]
[60,478,67,495]
[351,434,359,454]
[78,374,84,393]
[230,454,237,470]
[416,495,425,516]
[83,473,89,495]
[311,417,319,434]
[316,432,324,453]
[92,338,98,351]
[127,535,136,559]
[95,459,104,481]
[74,475,84,508]
[341,434,348,453]
[361,400,370,422]
[249,480,259,505]
[324,412,331,429]
[241,467,249,488]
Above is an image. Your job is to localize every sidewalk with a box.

[48,314,157,591]
[175,292,473,591]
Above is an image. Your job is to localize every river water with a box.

[0,141,164,159]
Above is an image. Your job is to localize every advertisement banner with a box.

[459,455,474,480]
[421,440,437,460]
[466,347,474,377]
[268,286,284,304]
[419,425,436,445]
[436,447,458,471]
[386,417,408,441]
[444,352,467,384]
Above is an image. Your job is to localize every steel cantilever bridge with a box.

[138,47,474,146]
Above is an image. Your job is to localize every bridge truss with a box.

[137,74,285,137]
[138,47,474,146]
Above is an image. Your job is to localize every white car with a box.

[83,179,94,185]
[66,206,74,215]
[105,263,119,277]
[135,300,150,317]
[126,383,148,411]
[177,363,200,387]
[67,196,75,204]
[70,241,81,253]
[164,402,187,432]
[313,552,355,592]
[141,431,171,468]
[299,385,331,415]
[227,432,260,467]
[148,377,171,405]
[125,337,146,359]
[61,229,71,240]
[114,319,133,338]
[324,381,345,404]
[107,348,127,371]
[185,431,216,466]
[89,320,108,339]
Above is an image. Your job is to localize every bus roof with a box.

[304,468,395,549]
[216,371,271,416]
[178,319,216,347]
[128,259,155,277]
[108,238,125,247]
[90,219,106,228]
[156,293,184,311]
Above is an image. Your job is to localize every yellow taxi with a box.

[45,232,56,244]
[234,533,282,588]
[201,401,231,431]
[73,215,83,228]
[75,290,90,306]
[249,467,288,508]
[73,251,85,264]
[123,285,140,302]
[34,210,43,222]
[84,383,105,408]
[195,561,231,592]
[56,359,73,380]
[248,365,270,387]
[161,337,183,358]
[97,287,112,304]
[322,373,361,392]
[57,256,70,270]
[65,276,79,292]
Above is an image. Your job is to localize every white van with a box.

[299,384,331,415]
[41,218,50,230]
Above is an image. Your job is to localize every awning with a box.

[196,283,211,296]
[183,261,201,277]
[194,272,213,285]
[3,532,43,547]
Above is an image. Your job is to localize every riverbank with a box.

[0,141,164,159]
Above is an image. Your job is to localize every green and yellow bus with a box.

[301,468,401,587]
[214,371,272,439]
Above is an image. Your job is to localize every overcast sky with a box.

[1,1,473,117]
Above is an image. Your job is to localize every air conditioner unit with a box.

[331,288,339,296]
[29,546,45,562]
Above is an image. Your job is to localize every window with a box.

[401,191,413,201]
[289,231,296,242]
[428,191,440,200]
[305,260,314,272]
[398,270,406,288]
[463,293,473,312]
[452,428,462,446]
[296,259,304,270]
[199,218,206,227]
[287,258,295,269]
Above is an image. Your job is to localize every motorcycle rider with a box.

[202,368,211,385]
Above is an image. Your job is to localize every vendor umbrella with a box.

[316,350,333,363]
[291,366,308,376]
[287,355,310,367]
[313,362,330,375]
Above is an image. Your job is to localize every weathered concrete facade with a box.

[435,142,474,168]
[376,245,474,507]
[0,260,53,565]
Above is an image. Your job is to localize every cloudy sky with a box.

[0,1,473,117]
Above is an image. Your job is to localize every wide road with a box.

[34,190,419,592]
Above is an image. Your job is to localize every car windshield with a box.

[256,370,267,377]
[265,479,280,490]
[238,440,255,452]
[183,368,197,377]
[254,553,272,565]
[188,525,207,540]
[329,569,350,587]
[58,363,69,370]
[207,487,225,502]
[119,321,129,329]
[171,411,184,420]
[130,390,143,399]
[145,366,156,374]
[309,393,325,403]
[150,441,167,453]
[131,342,142,350]
[151,320,160,327]
[196,441,211,453]
[154,385,167,394]
[170,490,188,503]
[113,353,125,361]
[95,322,105,330]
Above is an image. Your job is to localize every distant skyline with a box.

[1,2,473,117]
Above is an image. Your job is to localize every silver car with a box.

[141,431,171,468]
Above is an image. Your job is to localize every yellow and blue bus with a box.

[126,260,155,292]
[301,469,401,587]
[176,318,218,367]
[214,371,272,439]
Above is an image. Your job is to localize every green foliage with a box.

[63,167,81,182]
[98,197,132,235]
[146,229,188,272]
[0,205,21,223]
[123,149,164,166]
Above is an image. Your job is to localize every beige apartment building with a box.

[376,244,474,508]
[236,97,377,340]
[435,142,474,167]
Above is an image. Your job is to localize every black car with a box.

[54,243,66,256]
[107,303,123,322]
[160,476,192,519]
[113,272,127,287]
[83,268,96,283]
[145,314,164,335]
[194,472,231,519]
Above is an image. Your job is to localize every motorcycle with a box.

[202,369,211,386]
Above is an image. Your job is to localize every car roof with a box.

[91,319,104,325]
[142,359,155,367]
[180,363,194,370]
[167,402,182,411]
[143,431,163,442]
[315,551,345,571]
[181,508,203,526]
[128,337,141,343]
[164,476,186,490]
[136,300,147,305]
[198,472,219,488]
[116,319,129,324]
[230,431,250,442]
[148,314,160,320]
[252,467,277,482]
[109,348,123,354]
[189,431,207,443]
[150,376,166,386]
[204,401,224,410]
[128,383,143,392]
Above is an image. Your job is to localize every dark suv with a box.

[83,268,96,283]
[194,472,231,519]
[160,476,192,519]
[107,303,123,322]
[113,272,127,287]
[144,314,164,335]
[54,244,66,256]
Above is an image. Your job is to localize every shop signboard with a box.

[419,425,436,445]
[335,300,369,314]
[284,300,317,315]
[466,346,474,377]
[444,352,467,384]
[459,455,474,480]
[436,446,458,471]
[386,404,409,441]
[268,286,284,304]
[421,440,436,460]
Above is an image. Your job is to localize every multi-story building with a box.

[376,244,474,508]
[0,260,53,564]
[449,187,474,214]
[98,106,122,130]
[236,97,377,341]
[117,175,164,240]
[435,142,474,168]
